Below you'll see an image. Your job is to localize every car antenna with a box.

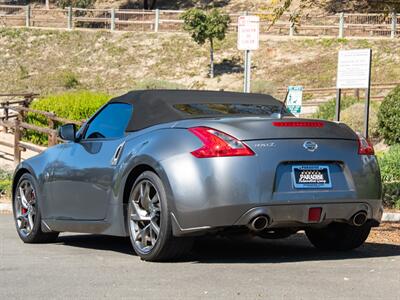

[279,90,289,119]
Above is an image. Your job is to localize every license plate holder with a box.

[292,165,332,189]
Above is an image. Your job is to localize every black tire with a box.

[13,173,59,243]
[127,171,192,262]
[305,222,372,251]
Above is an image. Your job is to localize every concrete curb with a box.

[0,202,399,221]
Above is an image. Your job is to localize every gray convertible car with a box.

[12,90,382,261]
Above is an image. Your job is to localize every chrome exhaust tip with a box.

[249,216,269,231]
[352,211,368,227]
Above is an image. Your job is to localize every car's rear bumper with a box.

[171,200,383,237]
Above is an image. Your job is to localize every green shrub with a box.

[25,91,111,145]
[56,0,94,9]
[378,145,400,182]
[378,145,400,208]
[60,71,80,89]
[312,97,360,121]
[0,170,12,197]
[341,102,380,138]
[382,181,400,209]
[378,85,400,145]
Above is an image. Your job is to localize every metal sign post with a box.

[238,15,260,93]
[336,49,372,138]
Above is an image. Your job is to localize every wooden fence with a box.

[0,5,399,38]
[0,93,81,163]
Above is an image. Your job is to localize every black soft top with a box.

[109,89,282,131]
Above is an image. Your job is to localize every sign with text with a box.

[237,15,260,51]
[287,86,303,116]
[336,49,372,89]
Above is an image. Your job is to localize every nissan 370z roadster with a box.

[12,90,383,261]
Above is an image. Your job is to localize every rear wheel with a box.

[305,222,372,251]
[13,173,59,243]
[127,171,192,261]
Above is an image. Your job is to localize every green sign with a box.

[287,86,303,116]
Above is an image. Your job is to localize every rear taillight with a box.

[188,127,255,158]
[357,133,375,155]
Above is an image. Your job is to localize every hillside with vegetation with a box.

[2,27,400,97]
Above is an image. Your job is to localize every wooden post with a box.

[154,9,160,33]
[391,11,397,39]
[48,116,57,146]
[4,101,9,133]
[14,118,21,164]
[25,5,31,28]
[339,12,344,38]
[67,6,73,30]
[110,8,116,31]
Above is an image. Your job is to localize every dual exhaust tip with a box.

[352,211,368,227]
[249,215,269,231]
[248,211,367,231]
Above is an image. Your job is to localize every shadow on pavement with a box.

[56,233,400,264]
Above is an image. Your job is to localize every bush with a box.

[25,91,111,145]
[60,71,80,89]
[312,97,360,121]
[378,145,400,208]
[341,102,380,138]
[378,85,400,145]
[56,0,94,9]
[0,170,12,197]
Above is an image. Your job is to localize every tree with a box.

[143,0,157,10]
[181,9,230,78]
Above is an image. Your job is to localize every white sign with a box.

[336,49,371,89]
[287,86,303,116]
[237,15,260,51]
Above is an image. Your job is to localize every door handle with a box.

[111,141,126,166]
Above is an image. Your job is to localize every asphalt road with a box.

[0,215,399,300]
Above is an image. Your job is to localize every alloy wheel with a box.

[129,180,161,254]
[14,179,37,237]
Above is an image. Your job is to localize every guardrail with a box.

[0,5,399,38]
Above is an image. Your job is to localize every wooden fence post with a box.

[14,118,21,164]
[25,5,31,28]
[339,12,345,38]
[154,9,160,32]
[67,6,73,30]
[110,8,116,31]
[47,115,57,146]
[391,11,397,39]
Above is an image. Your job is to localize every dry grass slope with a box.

[1,28,400,97]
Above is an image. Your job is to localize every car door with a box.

[47,102,133,220]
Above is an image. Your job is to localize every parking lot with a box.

[0,214,399,299]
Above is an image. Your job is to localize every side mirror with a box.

[58,124,77,142]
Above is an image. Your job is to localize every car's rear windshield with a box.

[173,103,290,117]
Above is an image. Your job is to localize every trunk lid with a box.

[173,117,357,141]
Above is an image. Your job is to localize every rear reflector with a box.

[357,133,375,155]
[272,121,324,128]
[308,207,322,222]
[188,127,255,158]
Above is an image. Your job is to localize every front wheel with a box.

[127,171,192,261]
[13,173,59,243]
[305,222,372,251]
